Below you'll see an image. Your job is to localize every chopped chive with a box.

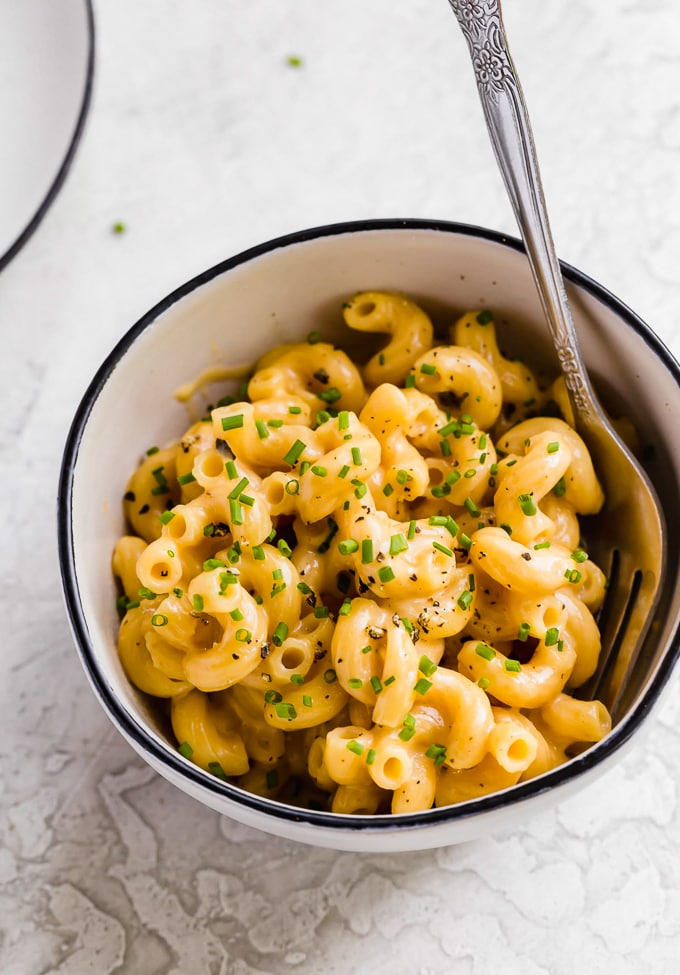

[255,418,270,440]
[534,541,551,550]
[338,538,359,555]
[431,484,451,498]
[547,441,560,453]
[404,374,416,388]
[219,572,237,591]
[440,440,452,457]
[475,643,496,660]
[208,762,227,780]
[314,605,329,618]
[151,613,169,627]
[351,447,362,465]
[323,668,337,683]
[389,533,408,556]
[565,568,583,584]
[225,460,238,479]
[401,617,414,635]
[192,594,204,612]
[228,476,249,500]
[553,476,567,497]
[518,493,537,516]
[478,677,491,690]
[433,541,454,557]
[378,566,395,583]
[297,581,312,595]
[366,748,377,765]
[178,741,193,758]
[268,419,284,429]
[457,590,473,610]
[504,659,522,673]
[277,539,292,558]
[177,472,196,486]
[159,510,175,525]
[346,739,364,755]
[370,676,382,694]
[545,627,560,647]
[338,598,352,616]
[348,678,363,690]
[317,517,339,553]
[439,420,458,438]
[396,469,409,485]
[338,410,350,431]
[235,628,252,642]
[361,539,374,564]
[264,689,283,704]
[229,498,243,525]
[352,480,367,499]
[458,533,472,550]
[476,309,494,324]
[288,405,302,414]
[172,587,183,598]
[283,439,306,466]
[425,743,448,766]
[382,483,394,497]
[317,386,341,404]
[571,548,588,563]
[311,465,328,477]
[275,702,297,720]
[518,621,531,641]
[285,478,299,494]
[221,414,244,431]
[407,519,417,540]
[413,677,432,695]
[307,330,321,344]
[464,497,481,517]
[420,362,437,376]
[336,464,350,479]
[229,608,244,621]
[252,545,265,560]
[383,675,396,686]
[316,410,331,426]
[446,470,462,485]
[418,655,437,677]
[361,645,372,654]
[203,558,226,570]
[272,621,289,646]
[303,694,313,707]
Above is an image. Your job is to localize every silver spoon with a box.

[446,0,665,722]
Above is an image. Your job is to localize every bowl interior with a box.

[60,221,680,845]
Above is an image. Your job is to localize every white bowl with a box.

[58,220,680,851]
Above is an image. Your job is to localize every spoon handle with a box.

[446,0,600,426]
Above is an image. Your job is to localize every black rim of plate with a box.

[0,0,95,273]
[57,218,680,833]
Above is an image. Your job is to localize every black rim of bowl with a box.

[0,0,95,273]
[57,218,680,833]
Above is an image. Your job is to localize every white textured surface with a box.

[2,0,680,971]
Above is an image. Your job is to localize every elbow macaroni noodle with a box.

[113,293,613,814]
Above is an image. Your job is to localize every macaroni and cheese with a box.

[113,291,611,815]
